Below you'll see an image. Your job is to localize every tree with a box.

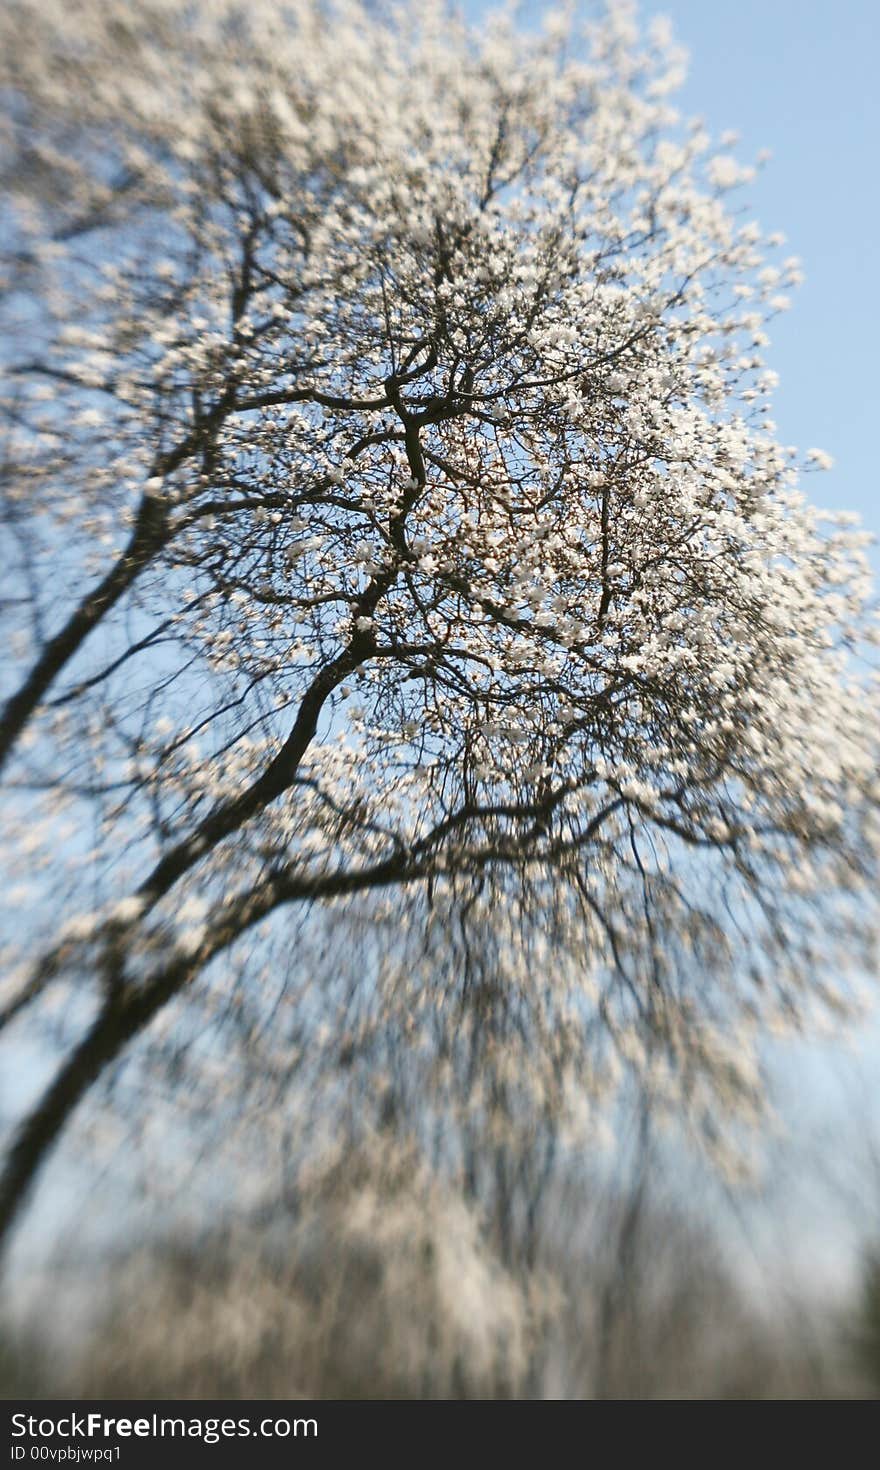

[852,1248,880,1394]
[0,0,877,1258]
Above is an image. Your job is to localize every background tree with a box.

[852,1248,880,1393]
[0,0,878,1258]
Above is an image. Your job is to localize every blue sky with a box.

[653,0,880,1280]
[450,0,880,1292]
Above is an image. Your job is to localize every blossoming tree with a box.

[0,0,877,1254]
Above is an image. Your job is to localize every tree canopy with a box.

[0,0,877,1253]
